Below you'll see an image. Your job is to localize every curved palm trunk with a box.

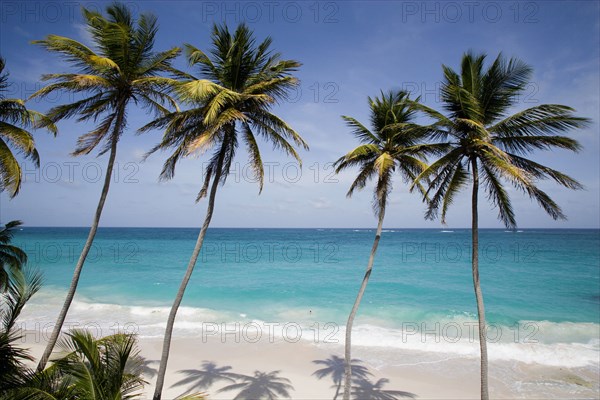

[342,207,386,400]
[152,144,227,400]
[37,105,125,372]
[471,158,488,400]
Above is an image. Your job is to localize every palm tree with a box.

[142,23,307,399]
[53,330,146,399]
[334,91,439,400]
[312,355,372,400]
[0,220,27,291]
[217,370,294,400]
[31,2,180,370]
[0,267,43,393]
[352,378,416,400]
[412,51,589,399]
[0,57,56,197]
[11,330,146,399]
[173,361,241,394]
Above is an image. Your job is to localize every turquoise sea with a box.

[15,227,600,368]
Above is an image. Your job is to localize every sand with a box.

[21,333,599,399]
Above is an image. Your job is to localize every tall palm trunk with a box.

[342,206,386,400]
[37,103,126,371]
[471,158,488,400]
[153,143,227,400]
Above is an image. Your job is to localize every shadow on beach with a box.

[172,361,293,399]
[140,359,159,379]
[313,355,416,400]
[169,355,416,399]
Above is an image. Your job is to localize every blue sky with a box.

[1,0,598,228]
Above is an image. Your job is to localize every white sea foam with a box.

[18,292,600,368]
[345,323,600,368]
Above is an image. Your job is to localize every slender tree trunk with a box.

[36,104,125,372]
[342,206,386,400]
[152,144,227,400]
[471,158,489,400]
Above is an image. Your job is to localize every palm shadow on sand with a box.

[173,362,293,399]
[140,359,159,378]
[352,377,416,399]
[172,361,241,395]
[312,355,416,400]
[217,370,294,399]
[312,355,372,400]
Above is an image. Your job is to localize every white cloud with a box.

[309,197,332,210]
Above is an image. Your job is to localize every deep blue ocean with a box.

[15,227,600,367]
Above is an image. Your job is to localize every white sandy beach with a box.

[22,333,599,399]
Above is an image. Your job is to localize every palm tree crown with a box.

[11,330,146,400]
[0,57,56,197]
[0,220,27,291]
[415,51,588,227]
[0,267,43,393]
[142,23,307,197]
[334,90,440,215]
[52,331,146,399]
[32,2,180,155]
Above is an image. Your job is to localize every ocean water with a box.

[14,227,600,368]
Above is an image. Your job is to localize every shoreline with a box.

[19,291,600,368]
[21,333,600,399]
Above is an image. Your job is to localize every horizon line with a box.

[13,226,600,230]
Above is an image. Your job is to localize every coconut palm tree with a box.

[217,370,294,400]
[11,330,146,399]
[0,57,56,197]
[412,51,589,399]
[52,330,146,399]
[142,23,307,400]
[334,91,441,400]
[0,220,27,291]
[31,2,180,370]
[312,355,372,400]
[352,378,416,400]
[0,267,43,393]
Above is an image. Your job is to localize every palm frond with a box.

[481,163,516,228]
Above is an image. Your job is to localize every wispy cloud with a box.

[13,25,32,38]
[309,197,332,210]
